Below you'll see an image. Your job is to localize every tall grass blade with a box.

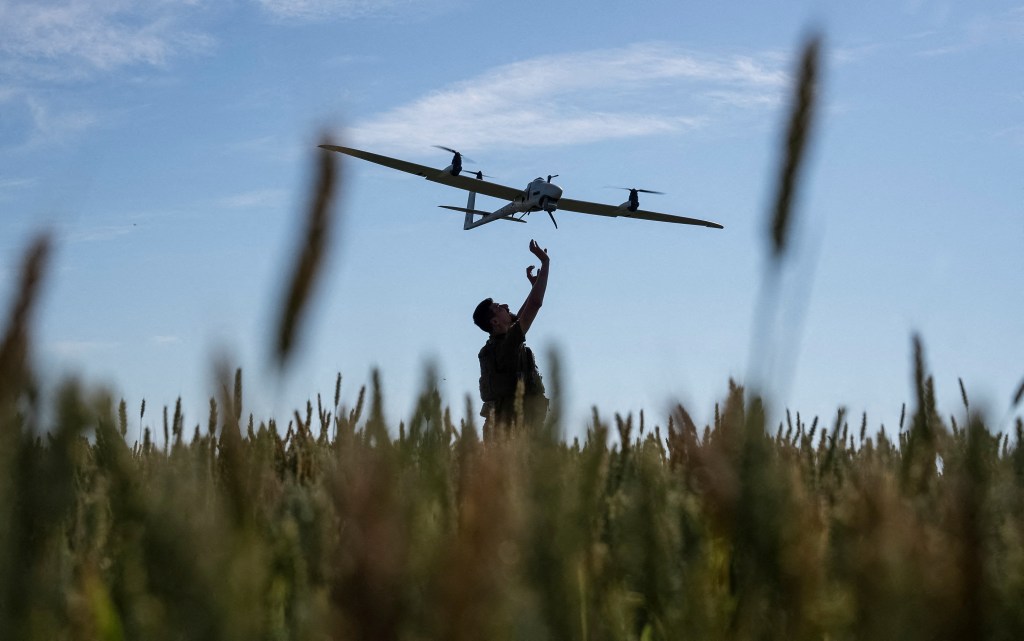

[274,136,340,369]
[769,35,820,262]
[0,233,51,407]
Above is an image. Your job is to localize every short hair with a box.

[472,298,494,333]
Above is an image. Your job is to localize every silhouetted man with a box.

[472,239,550,431]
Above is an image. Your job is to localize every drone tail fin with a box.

[464,189,476,230]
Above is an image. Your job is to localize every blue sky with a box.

[1,0,1021,439]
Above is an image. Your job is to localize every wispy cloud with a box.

[915,6,1024,56]
[47,340,119,357]
[254,0,429,21]
[963,6,1024,44]
[217,188,288,210]
[0,88,100,151]
[0,0,214,77]
[24,96,99,145]
[831,42,888,65]
[152,335,182,345]
[0,177,37,198]
[347,43,790,154]
[0,2,213,149]
[324,53,379,68]
[63,223,137,243]
[993,124,1024,146]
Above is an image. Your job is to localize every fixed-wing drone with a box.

[318,144,724,231]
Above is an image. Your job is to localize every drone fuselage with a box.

[458,178,564,229]
[524,178,562,212]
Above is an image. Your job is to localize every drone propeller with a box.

[546,211,558,229]
[606,186,664,213]
[433,145,474,163]
[607,186,665,195]
[461,169,494,179]
[434,145,475,177]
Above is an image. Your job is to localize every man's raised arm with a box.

[516,239,549,335]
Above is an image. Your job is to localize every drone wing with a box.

[557,197,724,229]
[318,145,523,201]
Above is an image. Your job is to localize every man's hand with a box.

[526,265,538,286]
[529,239,549,266]
[518,240,550,335]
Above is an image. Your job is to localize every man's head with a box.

[473,297,513,334]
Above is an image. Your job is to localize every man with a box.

[472,239,550,431]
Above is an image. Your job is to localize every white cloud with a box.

[702,90,782,109]
[24,96,98,144]
[152,335,182,345]
[993,124,1024,146]
[0,177,36,193]
[914,6,1024,56]
[831,42,887,65]
[63,223,136,243]
[324,53,379,68]
[255,0,424,21]
[0,0,213,77]
[346,43,789,154]
[964,6,1024,44]
[217,188,288,209]
[0,2,212,149]
[47,340,119,357]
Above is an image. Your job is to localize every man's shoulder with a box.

[482,325,523,344]
[508,321,526,342]
[481,323,524,350]
[492,324,526,349]
[479,333,503,356]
